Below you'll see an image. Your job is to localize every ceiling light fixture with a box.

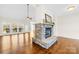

[67,5,76,11]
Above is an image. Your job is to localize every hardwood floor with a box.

[0,36,79,54]
[15,37,79,54]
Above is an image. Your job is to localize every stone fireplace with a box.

[33,23,57,49]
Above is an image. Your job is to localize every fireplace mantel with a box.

[37,23,54,26]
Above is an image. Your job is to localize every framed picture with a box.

[44,14,52,23]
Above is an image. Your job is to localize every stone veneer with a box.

[35,23,53,40]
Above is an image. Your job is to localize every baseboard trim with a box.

[57,36,79,40]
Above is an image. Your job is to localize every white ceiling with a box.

[32,4,79,17]
[0,4,79,21]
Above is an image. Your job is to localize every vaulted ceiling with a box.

[32,4,79,17]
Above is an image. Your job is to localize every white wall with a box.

[0,4,57,35]
[0,4,36,33]
[57,12,79,39]
[0,4,27,20]
[35,5,55,22]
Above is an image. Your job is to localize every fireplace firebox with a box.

[45,27,52,38]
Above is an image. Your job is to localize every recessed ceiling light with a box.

[67,5,76,11]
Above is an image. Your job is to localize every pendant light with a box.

[27,4,32,20]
